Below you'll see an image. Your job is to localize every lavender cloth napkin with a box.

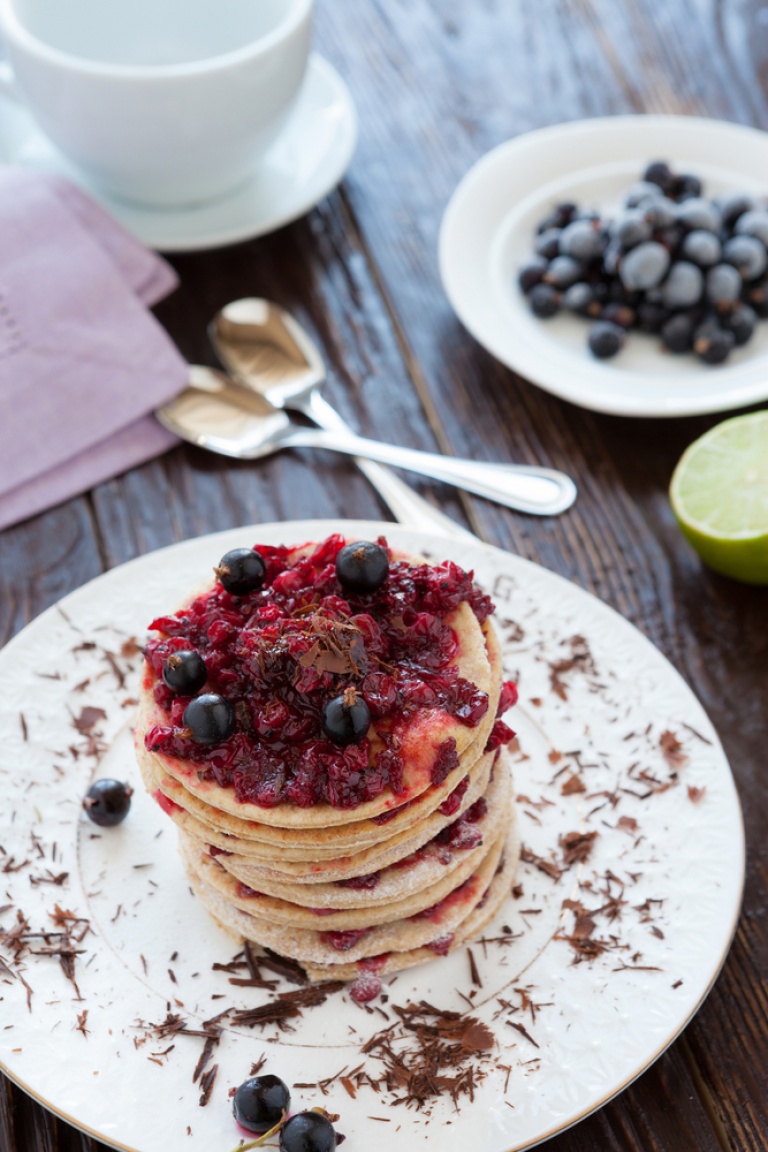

[0,169,186,531]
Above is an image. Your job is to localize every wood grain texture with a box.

[1,0,767,1149]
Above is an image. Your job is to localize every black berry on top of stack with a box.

[518,161,768,364]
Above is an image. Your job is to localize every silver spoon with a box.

[209,298,577,525]
[157,367,577,516]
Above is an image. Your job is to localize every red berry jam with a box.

[320,928,370,952]
[144,535,495,810]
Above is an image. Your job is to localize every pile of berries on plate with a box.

[518,161,768,363]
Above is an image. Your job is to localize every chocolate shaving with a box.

[660,729,688,769]
[520,845,562,881]
[548,635,596,700]
[72,706,106,734]
[198,1063,218,1107]
[687,785,706,804]
[559,830,598,866]
[230,982,344,1031]
[507,1020,539,1048]
[560,773,586,795]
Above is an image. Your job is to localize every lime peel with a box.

[669,411,768,585]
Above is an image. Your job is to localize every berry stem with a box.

[229,1111,286,1152]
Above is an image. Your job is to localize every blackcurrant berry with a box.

[162,650,207,694]
[322,688,371,746]
[83,779,133,826]
[528,283,561,318]
[183,694,235,745]
[335,541,389,595]
[233,1074,290,1135]
[215,548,266,596]
[280,1111,337,1152]
[588,321,625,359]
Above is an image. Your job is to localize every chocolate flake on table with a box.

[75,1009,89,1037]
[687,785,706,803]
[19,713,28,741]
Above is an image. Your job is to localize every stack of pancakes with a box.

[135,544,519,985]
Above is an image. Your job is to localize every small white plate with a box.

[0,521,744,1152]
[0,55,357,251]
[439,116,768,417]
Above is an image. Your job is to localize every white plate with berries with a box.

[0,522,744,1152]
[440,115,768,417]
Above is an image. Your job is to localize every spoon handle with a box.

[282,426,577,516]
[300,390,479,542]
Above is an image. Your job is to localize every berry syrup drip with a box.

[144,535,495,810]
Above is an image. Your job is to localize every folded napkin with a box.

[0,169,186,531]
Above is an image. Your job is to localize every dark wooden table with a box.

[2,0,767,1148]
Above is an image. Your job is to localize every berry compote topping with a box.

[144,534,495,810]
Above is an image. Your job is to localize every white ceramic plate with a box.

[0,521,743,1152]
[0,55,357,251]
[439,115,768,417]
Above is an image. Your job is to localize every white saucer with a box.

[0,54,357,251]
[439,116,768,418]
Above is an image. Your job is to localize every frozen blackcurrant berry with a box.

[528,283,561,318]
[643,160,675,195]
[562,282,601,317]
[162,650,207,694]
[233,1074,290,1135]
[322,688,371,746]
[517,257,548,294]
[542,255,583,289]
[620,241,670,291]
[534,228,561,260]
[558,219,605,262]
[693,322,735,364]
[661,312,697,354]
[681,230,721,268]
[215,548,266,596]
[734,209,768,247]
[183,694,235,744]
[588,321,625,359]
[723,235,767,281]
[280,1112,337,1152]
[659,262,704,310]
[721,304,757,347]
[705,264,742,309]
[335,541,389,594]
[673,172,703,200]
[83,779,133,827]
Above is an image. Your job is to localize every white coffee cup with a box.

[0,0,313,207]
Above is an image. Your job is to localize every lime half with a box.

[670,411,768,585]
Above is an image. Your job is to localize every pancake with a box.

[179,763,512,929]
[185,825,507,966]
[138,603,496,829]
[166,750,499,880]
[301,827,521,983]
[136,533,519,987]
